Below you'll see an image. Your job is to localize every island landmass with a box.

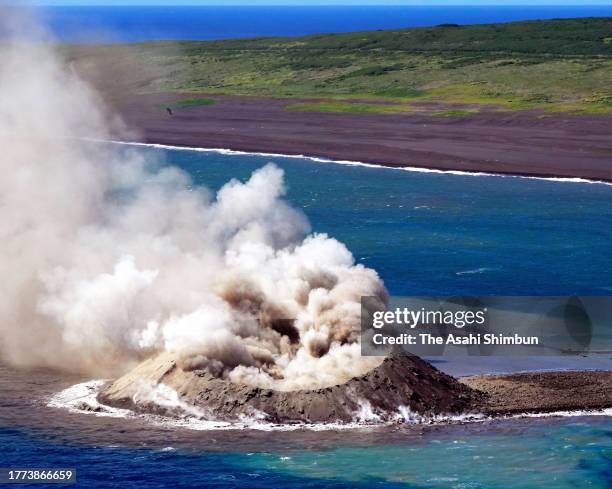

[66,18,612,181]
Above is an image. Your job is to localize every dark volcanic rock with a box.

[98,353,481,423]
[463,370,612,415]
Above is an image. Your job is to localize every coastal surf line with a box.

[49,380,612,432]
[104,139,612,188]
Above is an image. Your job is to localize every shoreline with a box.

[463,370,612,415]
[49,377,612,432]
[46,367,612,430]
[113,93,612,185]
[110,139,612,187]
[94,352,612,427]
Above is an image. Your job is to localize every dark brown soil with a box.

[113,94,612,182]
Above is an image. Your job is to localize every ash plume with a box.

[0,6,387,390]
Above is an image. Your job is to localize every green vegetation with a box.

[285,101,414,114]
[66,18,612,113]
[430,108,479,117]
[155,98,216,110]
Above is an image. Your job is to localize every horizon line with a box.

[30,2,612,7]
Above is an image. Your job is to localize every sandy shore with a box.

[114,93,612,182]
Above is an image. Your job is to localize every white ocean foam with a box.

[48,380,612,432]
[456,267,500,276]
[47,380,366,431]
[394,405,431,423]
[47,380,133,419]
[102,140,612,188]
[132,380,212,420]
[507,408,612,419]
[353,399,382,423]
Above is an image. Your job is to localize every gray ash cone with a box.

[98,353,482,423]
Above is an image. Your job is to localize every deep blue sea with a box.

[155,147,612,297]
[38,5,612,43]
[1,147,611,488]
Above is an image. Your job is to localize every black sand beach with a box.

[114,94,612,182]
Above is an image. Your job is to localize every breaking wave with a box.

[48,381,612,432]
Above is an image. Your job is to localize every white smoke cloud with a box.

[0,6,387,390]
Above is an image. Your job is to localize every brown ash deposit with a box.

[98,353,481,423]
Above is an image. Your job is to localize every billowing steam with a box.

[0,7,387,390]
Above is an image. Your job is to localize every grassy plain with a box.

[65,17,612,114]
